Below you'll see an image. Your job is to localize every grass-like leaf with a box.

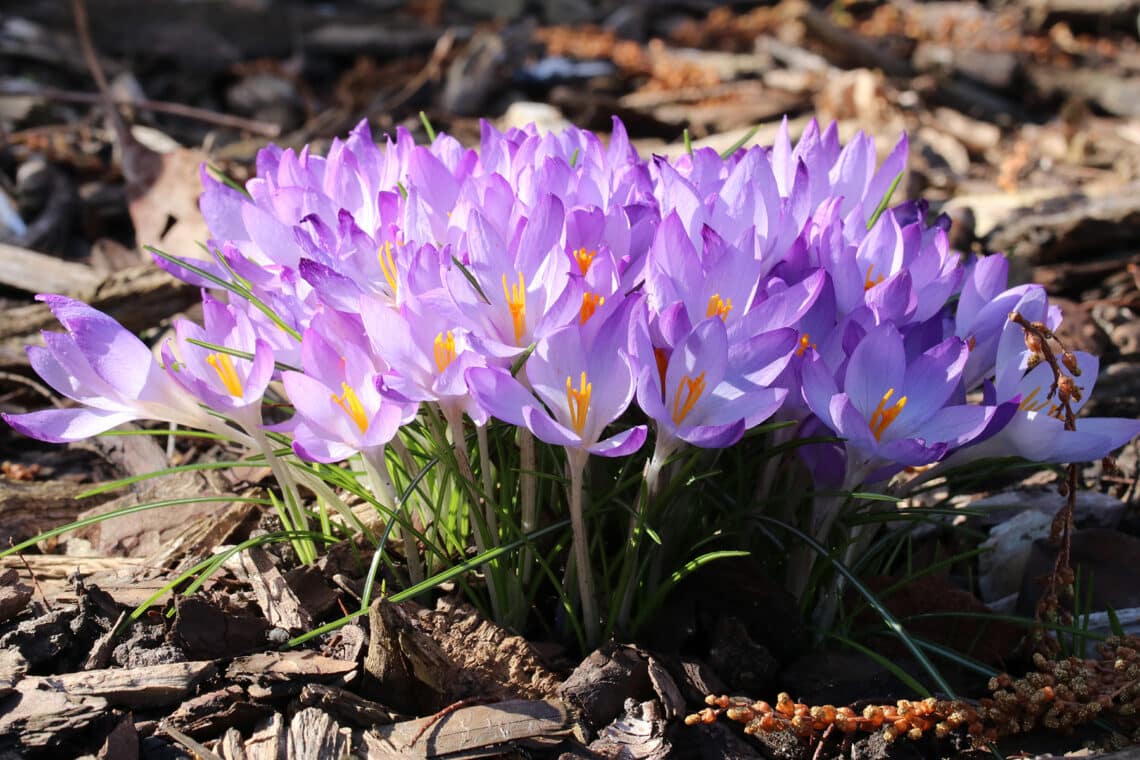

[753,514,958,698]
[0,495,271,559]
[719,125,760,159]
[865,171,903,230]
[829,632,932,698]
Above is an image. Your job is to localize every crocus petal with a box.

[677,419,745,449]
[465,367,540,428]
[523,405,581,448]
[844,325,904,419]
[2,408,136,443]
[588,425,648,457]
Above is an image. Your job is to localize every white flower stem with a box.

[389,435,427,583]
[362,444,424,587]
[567,447,600,647]
[250,426,314,564]
[443,405,502,624]
[475,423,497,539]
[519,428,537,583]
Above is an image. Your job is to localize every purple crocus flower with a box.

[801,322,992,486]
[447,196,577,355]
[359,288,490,425]
[3,296,225,443]
[162,295,275,431]
[465,307,646,457]
[941,288,1140,465]
[634,313,796,451]
[280,321,413,463]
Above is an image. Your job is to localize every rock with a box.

[969,485,1127,530]
[978,509,1053,606]
[498,102,572,134]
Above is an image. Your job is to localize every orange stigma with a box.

[573,247,596,275]
[706,293,733,321]
[672,372,706,425]
[565,371,592,435]
[863,264,885,291]
[379,241,398,297]
[868,388,907,441]
[502,272,527,344]
[580,292,605,324]
[654,347,669,390]
[207,353,243,397]
[331,383,369,433]
[433,331,457,373]
[795,333,816,357]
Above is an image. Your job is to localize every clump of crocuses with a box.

[5,117,1138,646]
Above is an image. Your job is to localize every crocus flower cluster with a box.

[5,118,1138,587]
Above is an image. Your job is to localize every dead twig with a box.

[9,539,51,612]
[1009,310,1082,657]
[405,696,495,749]
[0,86,280,138]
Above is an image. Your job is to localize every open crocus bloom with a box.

[3,296,224,443]
[466,307,646,458]
[802,323,993,486]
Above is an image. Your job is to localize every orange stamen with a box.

[502,272,527,344]
[573,247,596,275]
[868,388,907,441]
[795,333,816,358]
[207,353,243,397]
[706,293,733,321]
[565,371,592,435]
[864,264,885,291]
[331,383,369,433]
[1017,386,1050,414]
[580,292,605,324]
[672,372,707,425]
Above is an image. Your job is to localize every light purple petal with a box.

[465,367,538,428]
[2,408,136,443]
[844,325,904,419]
[588,425,647,457]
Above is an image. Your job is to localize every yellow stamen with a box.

[433,331,457,373]
[672,372,706,425]
[378,241,398,297]
[967,336,977,352]
[566,371,592,435]
[864,264,885,291]
[795,333,816,358]
[331,383,369,433]
[706,293,733,321]
[207,353,243,397]
[868,388,908,441]
[502,272,527,344]
[573,247,596,275]
[1017,386,1050,414]
[580,292,605,324]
